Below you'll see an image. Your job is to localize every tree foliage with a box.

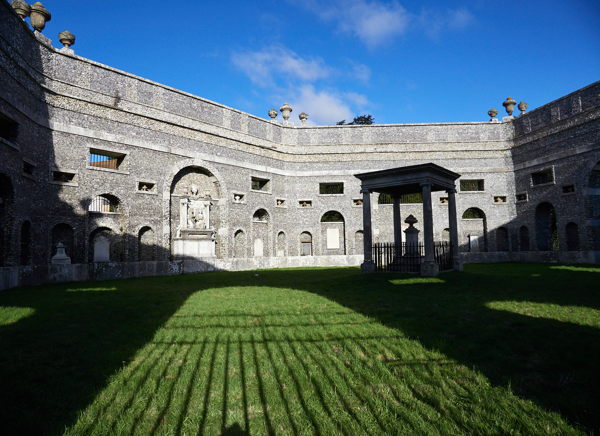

[336,114,374,125]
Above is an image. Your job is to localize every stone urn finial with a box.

[488,108,499,122]
[518,101,528,115]
[11,0,31,19]
[51,241,71,264]
[30,2,51,32]
[58,30,75,48]
[502,96,517,116]
[299,112,308,125]
[280,102,292,122]
[404,214,418,226]
[268,108,277,120]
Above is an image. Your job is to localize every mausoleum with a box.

[1,1,599,289]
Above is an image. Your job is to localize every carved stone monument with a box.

[173,184,216,259]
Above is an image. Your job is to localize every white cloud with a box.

[231,46,331,86]
[306,0,409,48]
[350,63,372,83]
[344,91,370,107]
[290,85,356,125]
[419,8,474,39]
[296,1,474,47]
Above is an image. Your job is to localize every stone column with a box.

[420,182,438,276]
[393,194,402,257]
[447,188,462,271]
[361,188,375,273]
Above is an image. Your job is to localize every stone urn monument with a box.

[172,184,216,259]
[30,2,51,32]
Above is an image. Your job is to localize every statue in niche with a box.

[177,184,213,236]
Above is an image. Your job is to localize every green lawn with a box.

[0,263,599,435]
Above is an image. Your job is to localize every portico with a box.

[355,163,461,276]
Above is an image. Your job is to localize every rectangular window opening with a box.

[0,113,18,142]
[89,148,126,170]
[299,200,313,208]
[251,176,270,191]
[516,193,528,202]
[319,182,344,195]
[531,168,554,186]
[494,196,507,203]
[460,179,485,192]
[562,184,575,194]
[137,181,155,192]
[52,170,76,183]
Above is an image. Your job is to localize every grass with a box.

[0,263,599,435]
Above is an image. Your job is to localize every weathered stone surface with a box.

[0,0,599,290]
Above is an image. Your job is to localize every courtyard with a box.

[0,263,599,435]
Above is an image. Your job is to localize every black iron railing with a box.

[372,241,452,272]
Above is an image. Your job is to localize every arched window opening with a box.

[496,227,509,252]
[252,209,270,223]
[566,222,580,251]
[138,226,155,261]
[300,232,313,256]
[89,194,120,213]
[19,221,31,265]
[461,208,487,252]
[320,211,345,223]
[535,202,559,251]
[519,226,530,251]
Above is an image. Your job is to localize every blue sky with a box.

[27,0,600,125]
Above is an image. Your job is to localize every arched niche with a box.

[89,227,123,262]
[320,210,346,255]
[300,231,313,256]
[587,161,600,249]
[496,227,509,252]
[461,208,487,252]
[138,226,156,261]
[519,226,530,251]
[535,202,558,251]
[276,231,286,257]
[233,229,246,258]
[354,230,364,255]
[19,221,32,266]
[566,222,580,251]
[0,173,14,266]
[169,166,221,257]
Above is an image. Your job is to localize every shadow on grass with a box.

[0,263,598,434]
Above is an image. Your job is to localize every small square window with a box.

[516,193,528,202]
[531,168,554,186]
[353,198,363,206]
[251,176,270,192]
[299,200,313,208]
[439,197,448,204]
[494,196,507,204]
[137,181,155,192]
[319,182,344,195]
[233,193,245,203]
[276,198,286,207]
[460,179,485,191]
[562,184,575,194]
